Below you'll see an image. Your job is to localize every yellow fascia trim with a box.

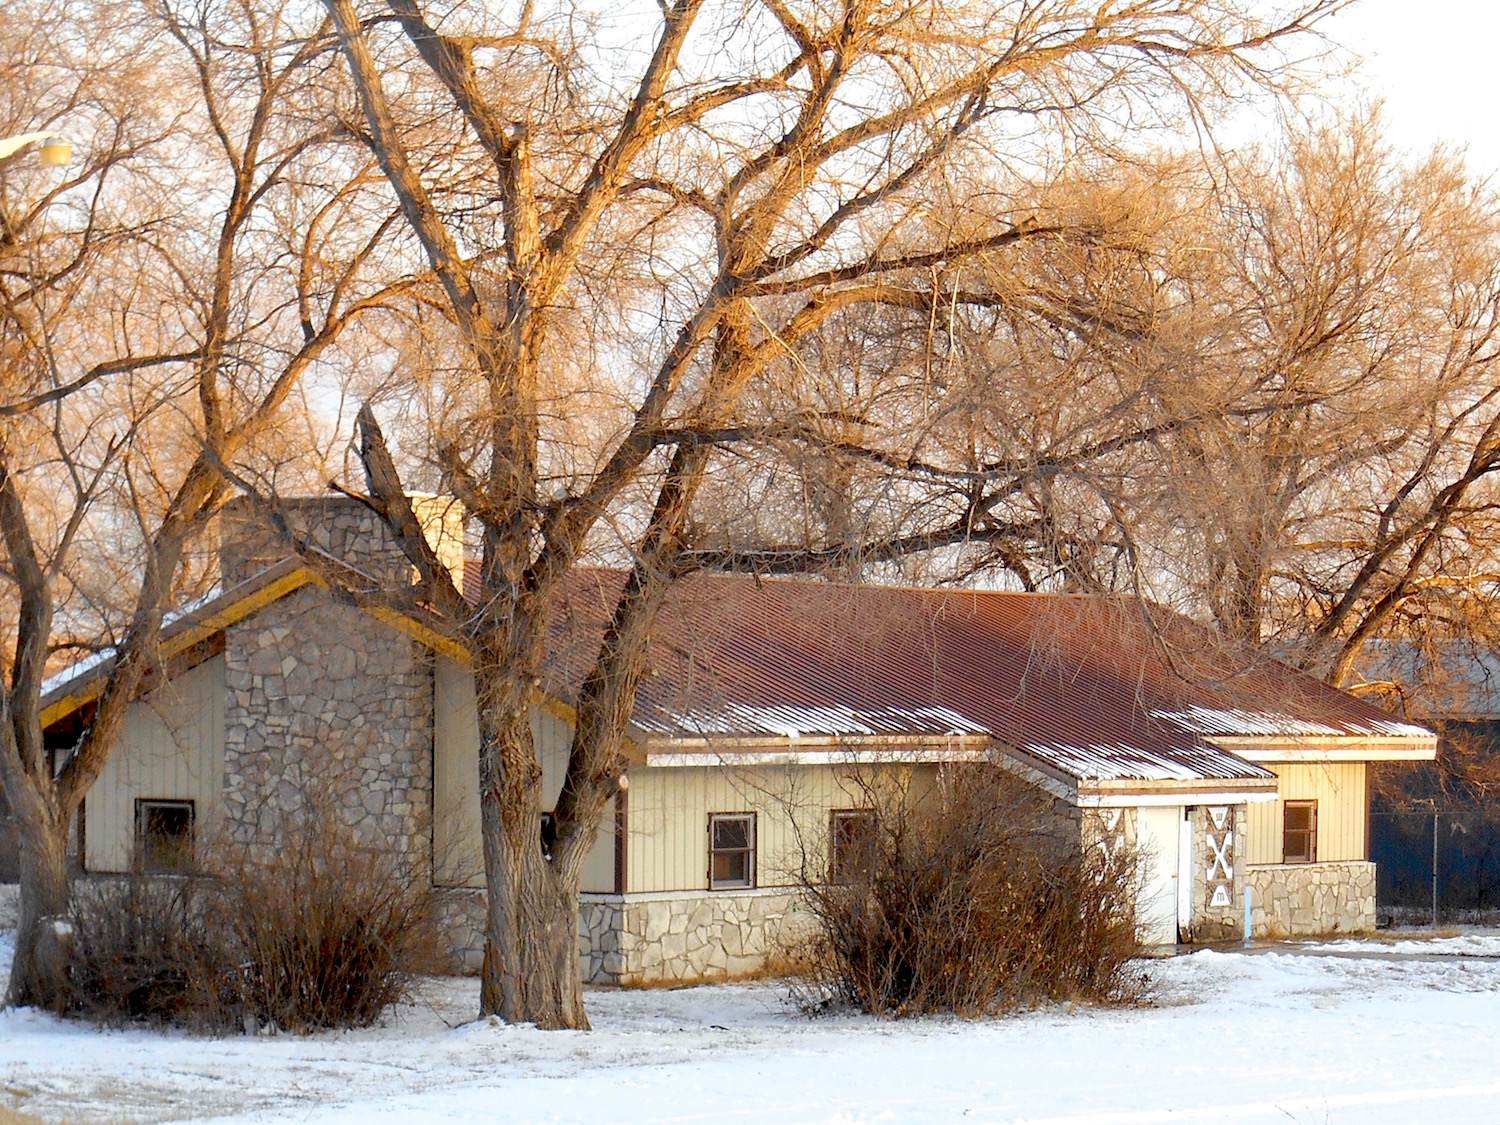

[40,567,324,727]
[366,605,470,664]
[40,564,585,736]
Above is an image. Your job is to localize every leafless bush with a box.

[214,810,437,1033]
[793,766,1143,1017]
[62,808,434,1032]
[63,876,231,1027]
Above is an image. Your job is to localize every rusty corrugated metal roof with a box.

[480,567,1432,784]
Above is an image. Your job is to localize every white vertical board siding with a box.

[1244,762,1367,865]
[625,763,938,893]
[581,797,616,892]
[86,654,225,872]
[431,656,614,891]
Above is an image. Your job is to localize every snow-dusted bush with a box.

[62,803,434,1032]
[793,766,1142,1017]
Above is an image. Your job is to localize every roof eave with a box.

[993,745,1278,807]
[640,731,995,767]
[1206,735,1438,762]
[1075,777,1280,808]
[39,559,318,727]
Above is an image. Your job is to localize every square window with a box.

[830,809,877,884]
[135,799,195,873]
[709,813,755,890]
[1283,800,1317,864]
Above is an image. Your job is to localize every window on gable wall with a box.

[709,812,755,890]
[135,799,195,873]
[1283,800,1317,864]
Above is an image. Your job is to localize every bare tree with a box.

[0,0,402,1006]
[311,0,1340,1027]
[1135,120,1500,682]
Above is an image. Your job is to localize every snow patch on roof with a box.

[635,703,989,740]
[1152,704,1433,740]
[1019,740,1277,783]
[40,587,223,701]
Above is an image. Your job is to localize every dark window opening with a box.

[709,813,755,890]
[540,812,557,859]
[1283,800,1317,864]
[830,809,877,884]
[135,799,195,873]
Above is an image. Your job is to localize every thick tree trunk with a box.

[477,803,586,1029]
[473,682,589,1029]
[5,801,73,1010]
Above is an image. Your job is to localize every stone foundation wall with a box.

[579,895,623,983]
[1249,861,1375,937]
[584,889,812,985]
[221,585,433,867]
[433,888,487,974]
[431,888,812,986]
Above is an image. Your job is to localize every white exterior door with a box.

[1136,806,1181,947]
[1177,811,1195,942]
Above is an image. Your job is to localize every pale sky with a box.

[1323,0,1500,178]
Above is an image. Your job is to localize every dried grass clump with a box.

[793,766,1143,1017]
[62,806,434,1033]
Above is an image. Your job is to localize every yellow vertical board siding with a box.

[625,763,937,893]
[581,797,616,892]
[1245,762,1367,865]
[86,655,225,872]
[431,656,613,891]
[433,655,484,887]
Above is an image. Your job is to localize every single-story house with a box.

[33,497,1436,983]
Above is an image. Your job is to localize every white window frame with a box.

[708,812,756,890]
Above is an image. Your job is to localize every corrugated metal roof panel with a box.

[518,569,1433,785]
[1020,740,1275,783]
[633,703,988,739]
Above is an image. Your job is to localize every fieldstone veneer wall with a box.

[1248,861,1375,937]
[1188,804,1248,942]
[221,583,434,864]
[431,889,813,984]
[581,890,813,985]
[434,889,486,973]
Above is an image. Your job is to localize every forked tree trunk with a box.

[474,692,589,1029]
[5,798,73,1010]
[477,797,586,1029]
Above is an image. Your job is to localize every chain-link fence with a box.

[1371,805,1500,925]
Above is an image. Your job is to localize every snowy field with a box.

[2,932,1500,1124]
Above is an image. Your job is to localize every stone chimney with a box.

[220,493,466,592]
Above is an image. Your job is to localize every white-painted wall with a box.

[85,655,226,872]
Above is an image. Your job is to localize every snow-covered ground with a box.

[2,931,1499,1124]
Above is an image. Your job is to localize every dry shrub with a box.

[64,876,229,1026]
[215,811,436,1032]
[794,765,1142,1017]
[62,806,434,1033]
